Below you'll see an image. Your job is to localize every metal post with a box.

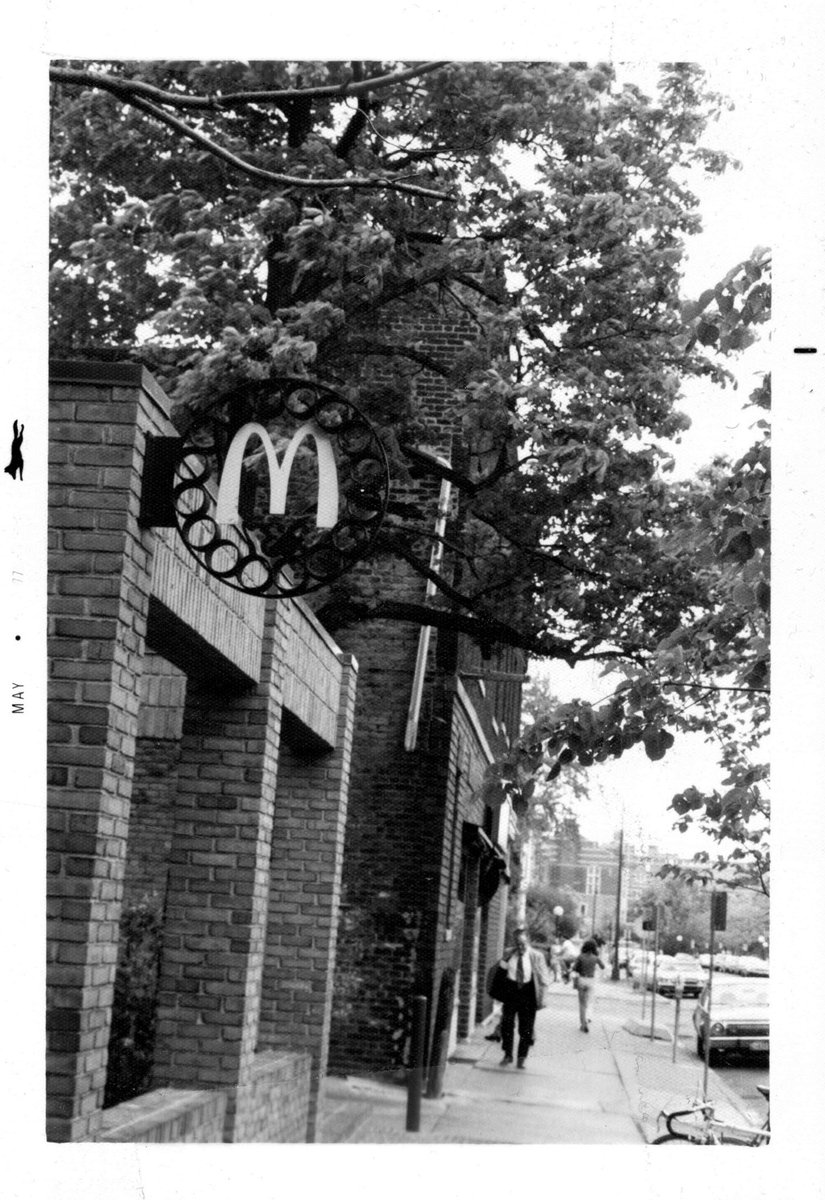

[649,911,660,1041]
[640,931,647,1020]
[672,981,683,1063]
[703,894,716,1101]
[611,825,624,981]
[406,994,427,1132]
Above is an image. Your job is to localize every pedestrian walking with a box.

[560,936,578,983]
[497,928,550,1069]
[571,938,605,1032]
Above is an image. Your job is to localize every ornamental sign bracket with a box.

[140,377,390,600]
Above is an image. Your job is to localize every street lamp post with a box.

[553,905,564,938]
[611,825,625,980]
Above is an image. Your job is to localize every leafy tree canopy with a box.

[633,873,769,953]
[52,58,742,664]
[50,62,770,874]
[494,256,770,890]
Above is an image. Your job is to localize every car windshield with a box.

[714,987,769,1007]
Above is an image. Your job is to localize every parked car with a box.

[626,949,651,977]
[714,952,740,973]
[655,955,707,998]
[643,954,674,991]
[692,979,769,1064]
[733,955,769,977]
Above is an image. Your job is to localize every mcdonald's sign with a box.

[141,377,390,599]
[215,421,340,529]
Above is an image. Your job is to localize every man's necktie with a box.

[517,951,525,984]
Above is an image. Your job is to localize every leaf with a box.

[732,581,755,607]
[642,727,674,761]
[697,320,719,347]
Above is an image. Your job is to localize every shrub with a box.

[103,900,162,1108]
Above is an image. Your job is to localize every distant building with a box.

[531,821,657,940]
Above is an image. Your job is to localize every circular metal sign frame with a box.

[171,376,390,599]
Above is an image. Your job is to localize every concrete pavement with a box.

[317,978,761,1143]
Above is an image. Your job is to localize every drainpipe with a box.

[404,468,452,752]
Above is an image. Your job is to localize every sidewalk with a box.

[317,979,761,1143]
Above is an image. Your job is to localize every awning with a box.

[463,823,510,906]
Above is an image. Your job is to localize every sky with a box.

[530,658,736,856]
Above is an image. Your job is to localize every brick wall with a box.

[47,365,172,1142]
[257,655,357,1140]
[49,363,356,1143]
[150,598,287,1139]
[234,1051,311,1143]
[94,1088,227,1143]
[326,304,521,1077]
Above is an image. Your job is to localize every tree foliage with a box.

[634,874,769,953]
[50,61,769,866]
[525,885,582,943]
[493,254,771,890]
[52,58,739,663]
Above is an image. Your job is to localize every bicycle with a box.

[652,1085,770,1145]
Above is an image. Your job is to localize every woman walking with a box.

[571,938,605,1032]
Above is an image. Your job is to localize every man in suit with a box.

[498,927,551,1069]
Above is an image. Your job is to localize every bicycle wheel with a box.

[719,1129,770,1147]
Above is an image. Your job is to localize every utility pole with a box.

[611,824,625,981]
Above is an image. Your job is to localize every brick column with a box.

[151,600,287,1142]
[257,654,358,1141]
[47,370,160,1141]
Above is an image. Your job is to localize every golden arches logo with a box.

[215,420,339,528]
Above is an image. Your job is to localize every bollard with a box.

[406,994,427,1132]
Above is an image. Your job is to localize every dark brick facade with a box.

[326,305,525,1078]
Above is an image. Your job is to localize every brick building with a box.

[47,308,524,1137]
[531,821,632,939]
[326,309,524,1080]
[47,362,357,1142]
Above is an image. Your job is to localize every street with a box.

[597,979,770,1123]
[716,1059,770,1120]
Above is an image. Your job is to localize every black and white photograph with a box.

[2,3,824,1196]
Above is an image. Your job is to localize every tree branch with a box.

[314,596,574,658]
[50,62,451,110]
[335,61,370,159]
[661,682,771,694]
[53,79,454,201]
[338,337,452,378]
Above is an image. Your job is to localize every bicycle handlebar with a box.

[661,1104,713,1137]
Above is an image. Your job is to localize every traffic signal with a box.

[711,891,727,931]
